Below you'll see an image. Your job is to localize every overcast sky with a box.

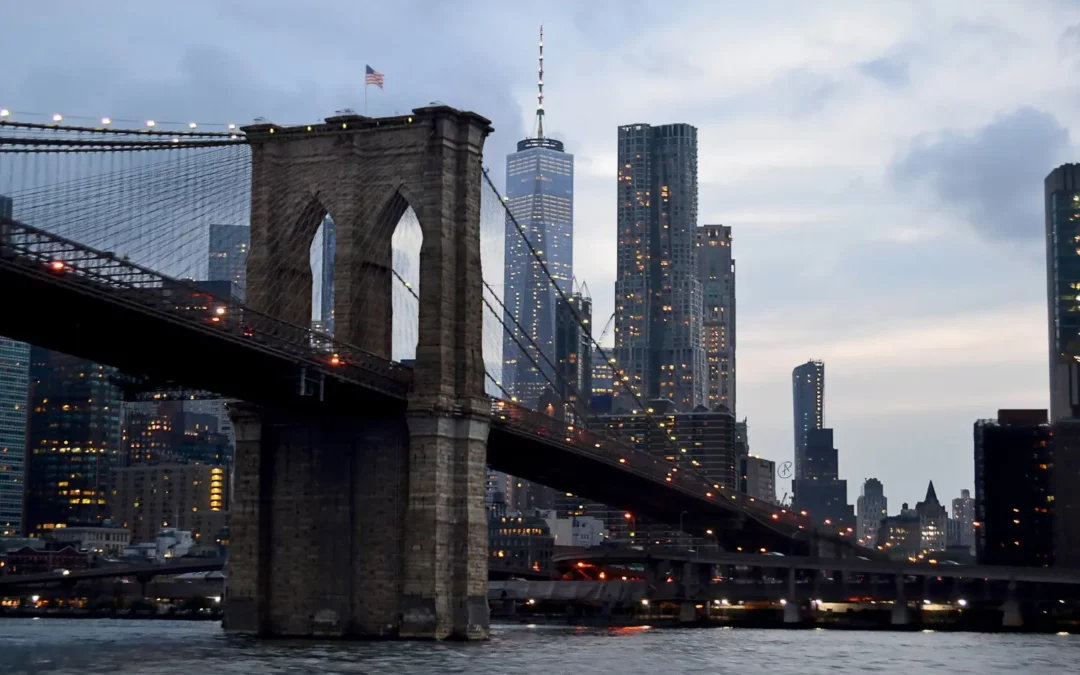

[5,0,1080,510]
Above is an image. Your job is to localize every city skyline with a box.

[5,2,1079,506]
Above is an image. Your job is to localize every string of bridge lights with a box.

[0,108,240,131]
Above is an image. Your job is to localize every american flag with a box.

[365,65,384,90]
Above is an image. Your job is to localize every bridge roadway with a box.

[0,558,225,589]
[554,549,1080,585]
[0,217,852,555]
[0,558,557,590]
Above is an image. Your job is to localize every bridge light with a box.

[780,599,788,606]
[706,492,713,498]
[598,572,606,580]
[189,122,198,129]
[800,511,808,517]
[760,548,767,553]
[0,109,9,117]
[31,595,40,604]
[527,598,536,605]
[52,114,63,122]
[720,598,730,606]
[922,599,931,605]
[101,117,111,125]
[49,260,66,272]
[146,120,156,127]
[771,514,779,520]
[330,354,342,366]
[641,599,649,606]
[957,598,968,607]
[623,512,632,520]
[618,458,626,464]
[228,124,236,130]
[705,529,713,535]
[577,562,585,568]
[824,519,832,525]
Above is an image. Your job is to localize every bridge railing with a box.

[0,217,412,397]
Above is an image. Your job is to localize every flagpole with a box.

[364,82,368,116]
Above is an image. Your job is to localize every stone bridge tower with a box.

[226,107,492,640]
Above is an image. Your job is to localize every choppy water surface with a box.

[2,620,1079,674]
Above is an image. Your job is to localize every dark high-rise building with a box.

[602,399,735,489]
[974,409,1054,567]
[554,292,592,423]
[0,194,11,219]
[856,478,887,550]
[1052,418,1080,567]
[792,428,853,528]
[0,336,30,536]
[24,349,123,535]
[696,224,735,413]
[613,123,704,412]
[738,454,775,504]
[734,419,748,457]
[1046,165,1080,420]
[501,32,573,409]
[792,360,824,480]
[207,224,249,301]
[123,401,231,467]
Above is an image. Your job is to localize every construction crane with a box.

[596,312,616,349]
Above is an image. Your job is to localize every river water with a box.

[1,620,1078,674]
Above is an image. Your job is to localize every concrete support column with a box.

[783,567,800,624]
[679,601,697,623]
[1002,579,1023,628]
[891,574,909,626]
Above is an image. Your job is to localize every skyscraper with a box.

[856,478,887,549]
[974,409,1054,567]
[24,348,123,535]
[554,292,592,423]
[501,28,574,408]
[208,223,250,301]
[614,123,704,411]
[792,360,824,479]
[792,428,853,527]
[0,337,30,536]
[697,225,735,413]
[951,488,975,554]
[1046,164,1080,420]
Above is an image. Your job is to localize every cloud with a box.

[890,107,1072,241]
[859,54,910,87]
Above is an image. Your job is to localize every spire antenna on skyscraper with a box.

[536,24,545,139]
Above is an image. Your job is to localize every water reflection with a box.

[1,620,1078,674]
